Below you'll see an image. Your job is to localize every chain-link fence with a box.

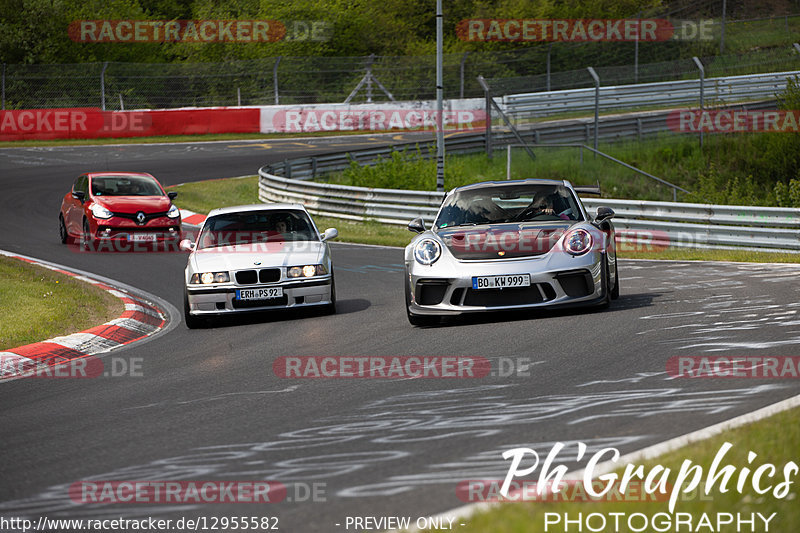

[2,14,800,110]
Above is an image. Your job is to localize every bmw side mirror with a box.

[73,190,85,202]
[408,218,426,233]
[167,191,178,200]
[595,206,615,223]
[179,239,195,252]
[321,228,338,242]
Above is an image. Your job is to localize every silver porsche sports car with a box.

[404,179,619,325]
[181,204,337,328]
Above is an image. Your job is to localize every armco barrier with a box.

[502,70,800,120]
[258,169,800,253]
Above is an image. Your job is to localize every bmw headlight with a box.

[414,238,441,265]
[190,272,230,284]
[167,204,180,219]
[563,229,593,255]
[287,264,327,278]
[90,204,113,219]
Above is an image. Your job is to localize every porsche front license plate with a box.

[236,287,284,300]
[129,233,157,242]
[472,274,531,289]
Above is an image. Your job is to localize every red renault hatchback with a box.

[59,172,181,250]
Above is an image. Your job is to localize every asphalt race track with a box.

[1,137,799,532]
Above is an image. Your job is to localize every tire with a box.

[58,215,69,244]
[598,256,611,309]
[183,291,203,329]
[610,255,620,300]
[405,275,439,326]
[81,219,95,251]
[325,273,337,315]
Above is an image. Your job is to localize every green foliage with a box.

[774,178,800,208]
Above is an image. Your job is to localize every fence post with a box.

[794,43,800,54]
[119,93,124,111]
[720,0,727,54]
[237,87,241,106]
[478,75,493,159]
[366,54,375,103]
[546,44,552,91]
[460,52,469,99]
[693,56,704,148]
[273,56,282,104]
[634,12,640,83]
[587,67,599,155]
[1,63,5,110]
[506,145,511,180]
[100,61,108,111]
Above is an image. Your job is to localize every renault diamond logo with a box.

[136,211,146,225]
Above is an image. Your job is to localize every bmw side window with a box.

[78,176,89,195]
[72,176,82,194]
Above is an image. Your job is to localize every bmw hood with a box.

[190,241,326,272]
[436,222,573,260]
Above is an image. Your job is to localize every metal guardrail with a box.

[260,99,777,184]
[258,170,800,252]
[502,70,800,119]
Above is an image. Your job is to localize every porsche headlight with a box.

[190,272,230,284]
[167,204,180,219]
[288,264,327,278]
[90,204,113,219]
[564,229,593,255]
[414,238,441,265]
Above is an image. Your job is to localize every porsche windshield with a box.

[198,210,317,249]
[90,175,164,196]
[435,183,584,229]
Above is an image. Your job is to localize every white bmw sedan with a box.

[181,204,337,328]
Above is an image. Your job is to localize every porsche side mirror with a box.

[408,218,426,233]
[321,228,338,242]
[179,239,196,252]
[595,206,615,222]
[167,191,178,200]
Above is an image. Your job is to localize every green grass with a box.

[0,256,122,350]
[458,405,800,532]
[172,175,800,262]
[168,176,258,214]
[321,133,800,206]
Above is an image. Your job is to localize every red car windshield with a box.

[91,175,163,196]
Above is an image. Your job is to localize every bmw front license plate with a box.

[236,287,284,300]
[472,274,530,289]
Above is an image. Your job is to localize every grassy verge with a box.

[0,256,123,350]
[457,405,800,532]
[172,176,800,262]
[320,133,800,206]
